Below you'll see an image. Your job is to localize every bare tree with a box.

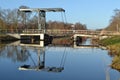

[106,9,120,31]
[17,5,31,29]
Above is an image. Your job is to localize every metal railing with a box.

[0,29,120,36]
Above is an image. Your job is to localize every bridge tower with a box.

[18,8,65,46]
[19,8,65,32]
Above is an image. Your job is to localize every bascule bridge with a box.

[18,8,65,47]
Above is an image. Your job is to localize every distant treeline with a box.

[0,5,87,30]
[46,21,87,30]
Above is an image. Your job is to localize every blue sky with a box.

[0,0,120,29]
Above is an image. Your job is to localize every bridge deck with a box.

[1,29,120,39]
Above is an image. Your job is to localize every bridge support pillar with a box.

[73,34,76,47]
[73,34,82,47]
[20,33,53,47]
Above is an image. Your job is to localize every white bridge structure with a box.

[2,29,120,39]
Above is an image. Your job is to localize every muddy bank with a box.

[52,37,73,46]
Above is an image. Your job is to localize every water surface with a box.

[0,40,120,80]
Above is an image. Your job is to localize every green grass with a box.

[100,36,120,71]
[99,36,120,46]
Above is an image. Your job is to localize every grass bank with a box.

[99,36,120,55]
[99,36,120,46]
[99,36,120,71]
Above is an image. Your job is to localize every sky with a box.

[0,0,120,29]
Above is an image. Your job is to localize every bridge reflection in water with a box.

[7,39,100,72]
[2,38,107,72]
[73,38,99,49]
[0,40,120,80]
[6,39,100,73]
[18,47,64,72]
[5,41,67,73]
[74,44,99,48]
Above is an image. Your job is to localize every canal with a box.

[0,39,119,80]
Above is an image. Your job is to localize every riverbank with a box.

[52,36,73,46]
[99,36,120,55]
[99,36,120,71]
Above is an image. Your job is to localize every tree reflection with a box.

[0,45,29,62]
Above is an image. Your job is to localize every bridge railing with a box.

[73,30,101,35]
[0,29,120,36]
[22,29,44,34]
[99,30,120,36]
[46,29,73,35]
[0,29,44,34]
[0,29,23,34]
